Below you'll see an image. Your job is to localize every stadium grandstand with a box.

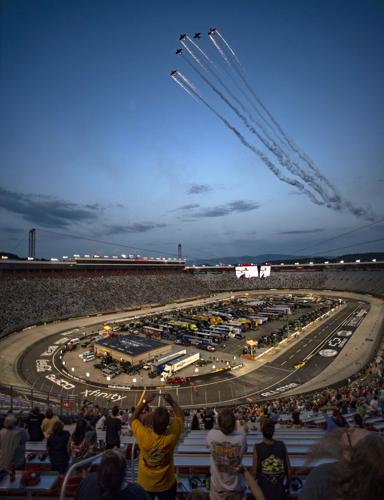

[0,258,383,499]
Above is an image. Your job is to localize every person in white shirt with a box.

[206,409,247,500]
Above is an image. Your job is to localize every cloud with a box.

[186,200,261,219]
[280,228,325,235]
[187,184,212,195]
[103,223,167,235]
[172,204,201,211]
[0,186,100,228]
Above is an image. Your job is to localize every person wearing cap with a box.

[0,415,30,470]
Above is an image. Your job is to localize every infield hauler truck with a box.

[147,349,187,378]
[161,352,200,380]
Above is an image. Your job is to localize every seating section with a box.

[1,268,384,337]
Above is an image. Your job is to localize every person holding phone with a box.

[130,392,184,500]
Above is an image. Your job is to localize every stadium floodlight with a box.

[324,261,329,264]
[93,255,99,258]
[355,259,360,263]
[50,258,58,262]
[294,262,299,265]
[121,254,127,258]
[62,256,68,259]
[84,254,90,258]
[112,256,118,259]
[340,260,344,263]
[280,263,284,266]
[372,258,377,262]
[27,257,34,261]
[309,261,314,265]
[103,255,109,258]
[73,254,80,258]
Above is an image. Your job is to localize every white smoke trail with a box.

[182,47,332,206]
[181,40,202,67]
[175,72,324,205]
[186,36,213,63]
[209,34,229,62]
[216,30,242,66]
[171,74,200,103]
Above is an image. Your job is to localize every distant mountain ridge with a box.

[187,252,384,266]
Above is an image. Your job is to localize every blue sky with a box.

[1,0,383,260]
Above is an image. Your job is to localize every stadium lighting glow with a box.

[294,262,299,265]
[340,260,344,263]
[372,259,377,262]
[355,259,360,263]
[324,261,329,264]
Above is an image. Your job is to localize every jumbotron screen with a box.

[235,264,271,279]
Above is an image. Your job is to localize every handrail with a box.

[59,452,104,500]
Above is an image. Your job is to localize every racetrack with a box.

[1,289,383,408]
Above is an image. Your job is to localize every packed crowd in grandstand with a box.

[1,268,384,336]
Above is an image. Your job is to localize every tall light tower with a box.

[28,228,36,259]
[177,243,182,259]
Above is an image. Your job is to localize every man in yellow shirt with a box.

[131,392,184,500]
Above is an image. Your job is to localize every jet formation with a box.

[170,28,376,222]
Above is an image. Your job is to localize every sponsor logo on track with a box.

[261,382,299,397]
[336,330,352,337]
[319,349,338,357]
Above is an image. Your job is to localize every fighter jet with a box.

[208,27,217,36]
[170,70,178,77]
[193,32,201,39]
[176,48,182,55]
[179,34,187,41]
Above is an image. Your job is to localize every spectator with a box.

[0,414,29,470]
[235,412,249,434]
[25,407,44,441]
[69,419,92,463]
[299,428,370,500]
[203,410,215,430]
[322,408,337,433]
[131,392,184,500]
[191,413,200,430]
[74,449,150,500]
[206,408,247,500]
[105,406,122,449]
[41,408,61,439]
[335,433,384,500]
[95,411,107,449]
[47,420,70,474]
[251,421,290,500]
